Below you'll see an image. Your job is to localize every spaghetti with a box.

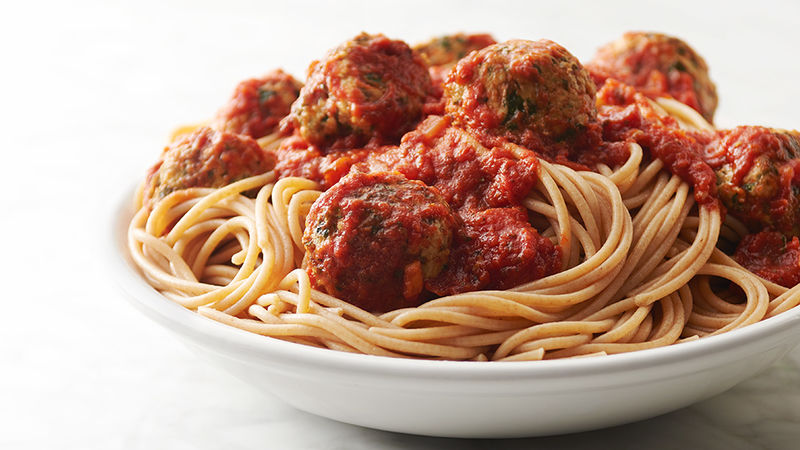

[127,33,800,361]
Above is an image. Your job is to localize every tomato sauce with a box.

[274,135,377,189]
[591,55,704,120]
[360,116,562,295]
[734,231,800,288]
[705,126,800,184]
[596,79,718,207]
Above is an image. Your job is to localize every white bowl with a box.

[109,188,800,438]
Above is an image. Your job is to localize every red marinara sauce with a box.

[597,79,718,207]
[734,231,800,288]
[273,134,376,189]
[360,115,562,294]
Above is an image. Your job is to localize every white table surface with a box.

[3,1,800,448]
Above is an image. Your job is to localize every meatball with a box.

[587,32,718,122]
[708,126,800,234]
[143,126,275,205]
[414,33,497,67]
[443,39,599,151]
[213,69,302,139]
[303,171,457,312]
[287,33,432,151]
[413,33,497,88]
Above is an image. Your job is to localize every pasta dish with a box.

[127,32,800,361]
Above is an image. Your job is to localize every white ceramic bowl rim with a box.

[109,187,800,388]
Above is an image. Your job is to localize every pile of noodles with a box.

[127,99,800,361]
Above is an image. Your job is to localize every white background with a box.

[2,1,800,448]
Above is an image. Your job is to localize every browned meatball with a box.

[414,33,497,67]
[413,33,497,88]
[143,126,275,205]
[587,32,718,122]
[444,39,599,151]
[287,33,432,151]
[213,69,302,139]
[707,126,800,234]
[303,171,457,312]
